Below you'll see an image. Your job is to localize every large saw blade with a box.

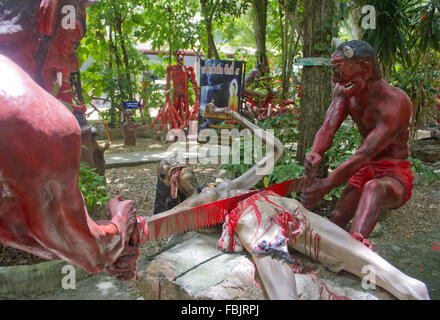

[142,177,304,241]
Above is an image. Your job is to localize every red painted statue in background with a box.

[150,50,200,139]
[35,0,96,167]
[0,0,58,77]
[301,40,414,247]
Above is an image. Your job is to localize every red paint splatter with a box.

[250,267,260,289]
[314,233,321,260]
[430,243,440,251]
[319,283,351,300]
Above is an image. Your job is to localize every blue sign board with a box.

[123,101,141,109]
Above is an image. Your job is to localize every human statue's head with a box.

[330,40,382,97]
[232,82,236,95]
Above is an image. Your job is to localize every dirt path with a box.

[370,181,440,299]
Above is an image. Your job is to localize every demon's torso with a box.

[344,81,412,161]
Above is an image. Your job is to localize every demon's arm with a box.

[304,86,348,179]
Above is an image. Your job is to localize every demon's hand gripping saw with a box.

[136,177,305,241]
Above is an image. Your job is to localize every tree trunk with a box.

[201,0,219,59]
[115,16,134,101]
[296,0,334,178]
[251,0,268,66]
[206,19,219,59]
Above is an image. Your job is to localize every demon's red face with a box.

[330,52,370,97]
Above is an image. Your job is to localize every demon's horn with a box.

[343,46,354,59]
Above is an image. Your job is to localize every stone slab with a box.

[136,232,395,300]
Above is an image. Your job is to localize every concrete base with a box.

[0,260,90,299]
[136,232,395,300]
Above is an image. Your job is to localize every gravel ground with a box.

[376,180,440,239]
[103,138,171,155]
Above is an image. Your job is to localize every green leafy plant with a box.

[410,156,440,185]
[78,162,111,212]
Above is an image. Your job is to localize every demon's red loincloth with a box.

[348,160,414,207]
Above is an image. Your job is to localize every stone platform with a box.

[135,231,395,300]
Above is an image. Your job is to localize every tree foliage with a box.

[200,0,250,58]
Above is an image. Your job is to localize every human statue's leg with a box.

[330,184,361,229]
[350,176,407,238]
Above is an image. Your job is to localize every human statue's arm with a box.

[189,66,199,104]
[165,66,172,102]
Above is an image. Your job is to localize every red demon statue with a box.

[150,50,200,139]
[0,1,143,280]
[0,54,145,280]
[301,40,414,248]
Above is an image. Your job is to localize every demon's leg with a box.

[350,177,407,238]
[330,184,361,229]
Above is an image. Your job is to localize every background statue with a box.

[0,0,58,77]
[121,109,147,146]
[150,50,200,139]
